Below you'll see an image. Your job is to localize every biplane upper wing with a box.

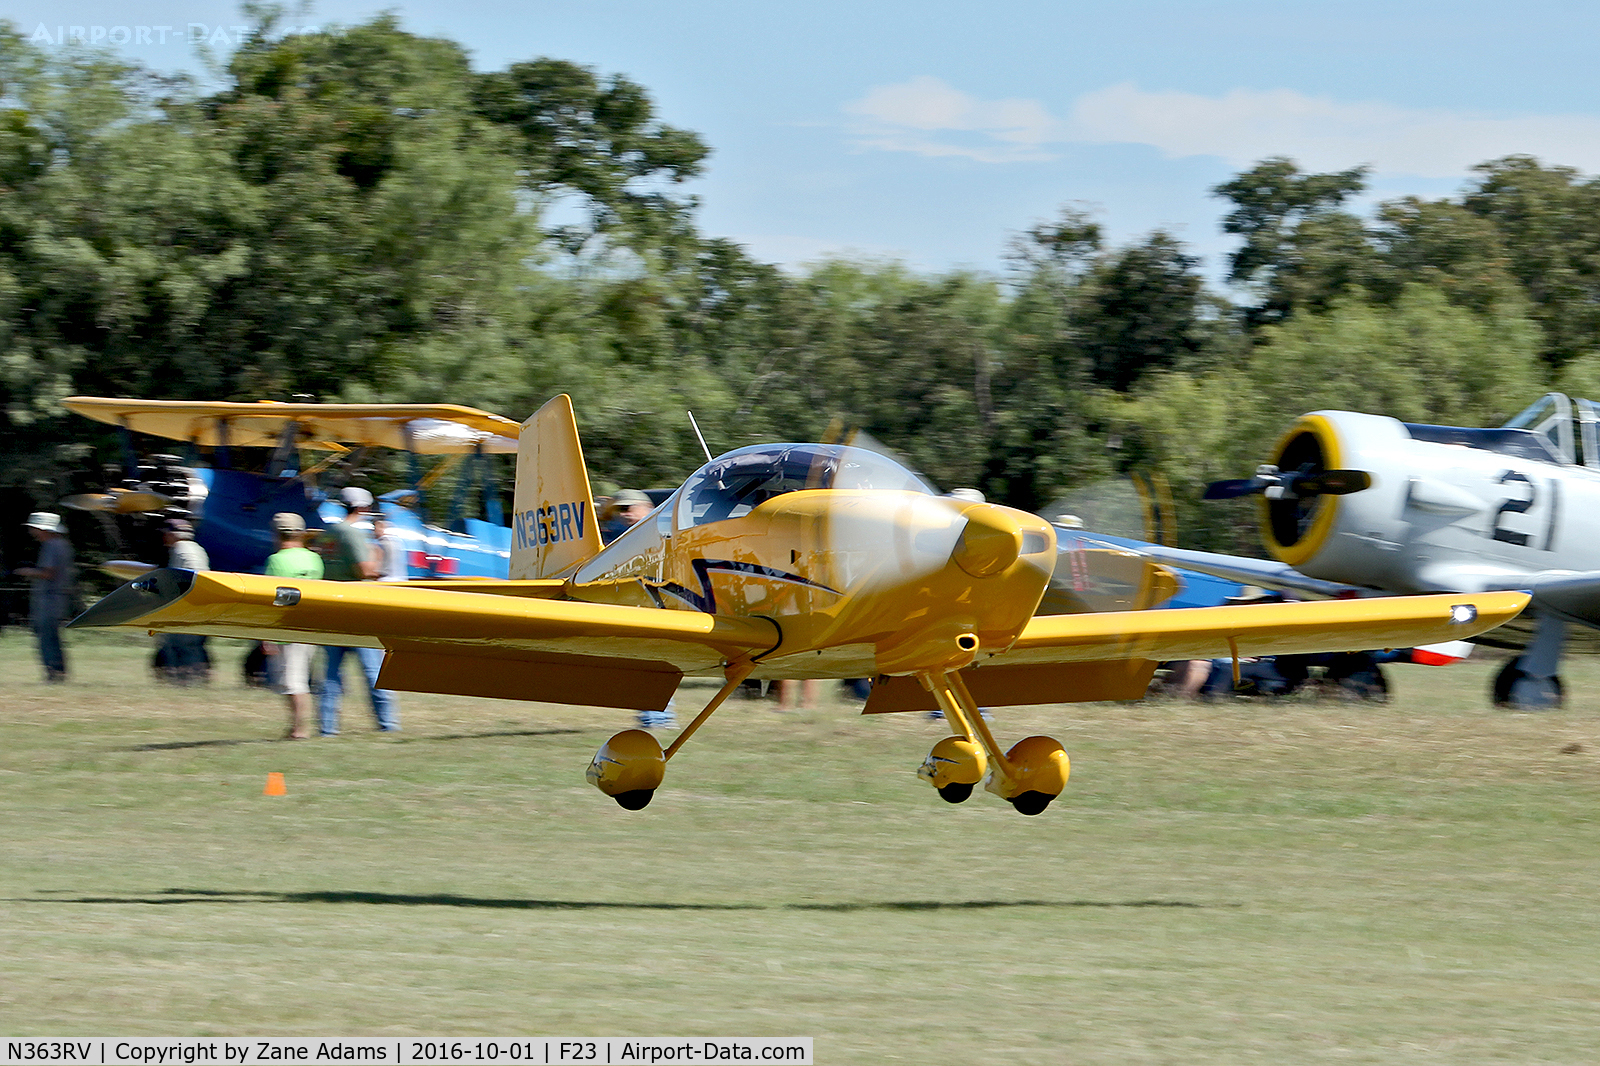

[71,569,1526,712]
[62,396,521,454]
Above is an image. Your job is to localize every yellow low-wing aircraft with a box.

[70,396,1529,815]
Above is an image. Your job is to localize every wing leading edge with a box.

[70,569,781,711]
[862,590,1527,712]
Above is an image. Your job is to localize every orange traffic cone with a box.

[264,772,287,796]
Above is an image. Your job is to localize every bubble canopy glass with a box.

[677,444,935,529]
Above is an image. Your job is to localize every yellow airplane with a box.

[70,396,1529,814]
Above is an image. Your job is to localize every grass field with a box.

[3,631,1599,1063]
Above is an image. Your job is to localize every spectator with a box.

[603,489,673,728]
[157,518,212,683]
[371,513,409,581]
[17,512,73,683]
[315,487,399,734]
[601,489,653,544]
[263,513,323,739]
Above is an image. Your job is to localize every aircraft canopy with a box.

[62,397,520,454]
[677,443,934,528]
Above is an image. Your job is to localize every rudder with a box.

[510,394,603,579]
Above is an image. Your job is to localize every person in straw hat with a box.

[16,512,74,682]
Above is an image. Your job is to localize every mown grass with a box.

[2,630,1599,1063]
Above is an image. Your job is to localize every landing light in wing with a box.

[1449,604,1478,625]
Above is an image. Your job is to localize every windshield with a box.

[1502,392,1575,463]
[677,444,934,529]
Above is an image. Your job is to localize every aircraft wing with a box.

[1132,543,1369,599]
[69,569,779,711]
[1525,572,1600,627]
[74,569,1525,714]
[1400,561,1600,629]
[62,396,521,454]
[864,590,1527,712]
[992,591,1525,666]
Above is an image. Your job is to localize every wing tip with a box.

[69,567,196,629]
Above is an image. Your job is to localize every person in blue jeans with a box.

[18,512,73,682]
[315,487,399,734]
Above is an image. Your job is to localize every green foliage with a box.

[1243,285,1542,432]
[1213,156,1369,324]
[8,12,1600,549]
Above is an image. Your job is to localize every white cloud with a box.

[844,75,1064,163]
[1069,83,1600,177]
[844,77,1600,177]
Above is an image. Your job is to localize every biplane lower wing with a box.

[72,570,1527,711]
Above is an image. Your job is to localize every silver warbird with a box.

[1142,393,1600,709]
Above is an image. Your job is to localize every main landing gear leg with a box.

[587,661,756,810]
[1493,612,1565,711]
[916,670,1070,816]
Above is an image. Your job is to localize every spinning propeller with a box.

[1204,464,1371,501]
[60,487,177,514]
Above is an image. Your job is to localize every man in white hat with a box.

[16,512,74,682]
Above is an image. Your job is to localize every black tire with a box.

[1335,666,1390,703]
[612,789,655,810]
[1492,657,1564,709]
[935,782,973,804]
[1009,791,1055,816]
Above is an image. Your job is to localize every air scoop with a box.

[952,503,1025,577]
[69,567,197,628]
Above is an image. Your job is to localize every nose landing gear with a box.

[982,735,1070,816]
[918,736,988,803]
[918,670,1070,815]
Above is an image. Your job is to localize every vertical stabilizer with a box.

[510,395,602,579]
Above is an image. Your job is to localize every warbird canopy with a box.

[73,395,1529,815]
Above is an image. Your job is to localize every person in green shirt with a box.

[264,512,323,739]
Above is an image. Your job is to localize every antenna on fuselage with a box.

[687,410,714,464]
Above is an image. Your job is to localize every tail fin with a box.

[510,395,602,579]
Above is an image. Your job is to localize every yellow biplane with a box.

[71,396,1529,814]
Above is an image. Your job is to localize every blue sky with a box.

[14,1,1600,280]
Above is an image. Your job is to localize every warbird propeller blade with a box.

[1203,464,1371,501]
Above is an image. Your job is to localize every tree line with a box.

[2,10,1597,553]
